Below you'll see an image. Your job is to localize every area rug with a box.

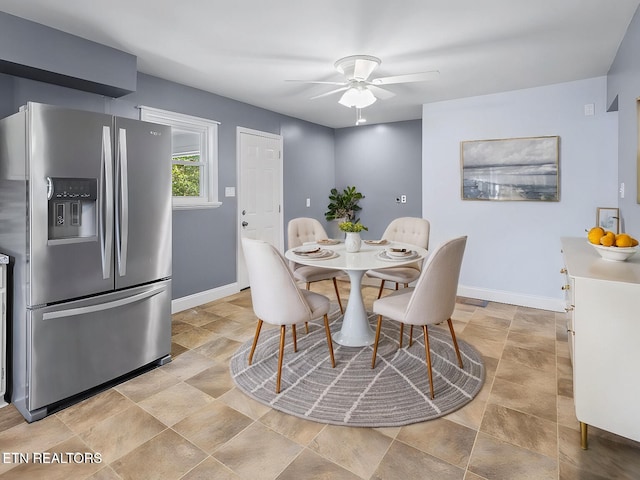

[230,307,485,427]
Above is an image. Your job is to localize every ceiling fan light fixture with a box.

[339,87,377,108]
[334,55,381,80]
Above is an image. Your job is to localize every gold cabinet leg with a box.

[580,422,588,450]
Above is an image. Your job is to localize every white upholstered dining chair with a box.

[288,217,344,314]
[241,238,336,393]
[370,236,467,399]
[366,217,430,298]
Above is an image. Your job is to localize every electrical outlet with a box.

[400,195,407,203]
[306,198,310,207]
[620,182,625,198]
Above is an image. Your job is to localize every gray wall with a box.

[607,6,640,234]
[0,11,430,305]
[334,120,423,238]
[1,68,422,301]
[281,117,336,243]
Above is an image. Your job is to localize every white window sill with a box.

[172,201,223,210]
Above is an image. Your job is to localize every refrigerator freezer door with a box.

[24,279,171,417]
[114,117,172,290]
[28,103,115,306]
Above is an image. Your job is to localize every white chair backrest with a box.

[381,217,430,250]
[288,217,329,249]
[404,236,467,326]
[241,238,312,325]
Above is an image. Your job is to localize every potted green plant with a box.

[339,221,368,252]
[325,186,365,223]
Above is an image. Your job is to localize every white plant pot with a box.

[345,232,362,253]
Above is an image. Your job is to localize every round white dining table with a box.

[285,241,429,347]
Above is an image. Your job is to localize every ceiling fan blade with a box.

[353,58,378,81]
[367,85,396,100]
[371,70,440,85]
[309,86,349,100]
[286,79,348,86]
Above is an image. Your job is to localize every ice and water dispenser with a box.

[46,177,98,242]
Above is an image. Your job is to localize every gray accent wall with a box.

[281,117,336,245]
[334,120,423,238]
[607,6,640,234]
[1,70,340,300]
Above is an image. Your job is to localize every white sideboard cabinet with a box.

[0,254,7,407]
[561,237,640,449]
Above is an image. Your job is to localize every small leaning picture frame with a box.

[596,207,619,234]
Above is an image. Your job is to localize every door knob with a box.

[242,221,248,227]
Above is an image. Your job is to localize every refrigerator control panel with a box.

[47,177,98,242]
[47,177,97,201]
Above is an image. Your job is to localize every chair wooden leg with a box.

[292,324,298,352]
[447,318,464,368]
[371,315,383,368]
[399,323,404,348]
[377,280,386,299]
[323,314,336,367]
[395,282,399,290]
[248,319,263,365]
[423,325,435,399]
[276,325,286,393]
[305,283,311,333]
[332,277,344,314]
[409,325,414,347]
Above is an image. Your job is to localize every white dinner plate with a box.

[386,247,414,258]
[364,239,389,245]
[294,248,336,259]
[317,239,340,245]
[377,250,418,261]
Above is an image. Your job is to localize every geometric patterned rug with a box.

[230,306,485,427]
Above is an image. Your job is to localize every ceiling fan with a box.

[288,55,439,109]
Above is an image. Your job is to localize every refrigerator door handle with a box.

[42,285,165,320]
[100,126,114,280]
[116,127,129,277]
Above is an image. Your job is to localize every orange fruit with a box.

[615,234,633,247]
[600,232,615,246]
[587,226,605,245]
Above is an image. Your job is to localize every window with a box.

[139,106,220,209]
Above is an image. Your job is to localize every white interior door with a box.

[237,127,283,289]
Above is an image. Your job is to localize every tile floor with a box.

[0,280,639,479]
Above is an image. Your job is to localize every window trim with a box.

[139,105,221,209]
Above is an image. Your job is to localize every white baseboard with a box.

[171,282,565,314]
[457,285,565,312]
[171,283,240,314]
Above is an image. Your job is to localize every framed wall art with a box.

[461,136,559,201]
[596,207,619,233]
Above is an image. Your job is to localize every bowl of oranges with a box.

[587,227,639,261]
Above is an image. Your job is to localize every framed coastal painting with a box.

[461,136,560,201]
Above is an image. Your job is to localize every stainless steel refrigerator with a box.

[0,102,172,422]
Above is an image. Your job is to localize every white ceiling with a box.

[1,0,639,128]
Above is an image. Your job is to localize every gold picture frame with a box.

[596,207,619,234]
[461,136,559,201]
